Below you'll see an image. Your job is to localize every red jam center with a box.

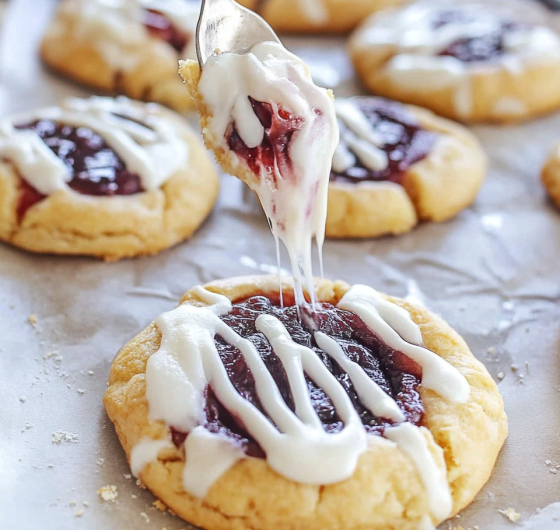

[171,296,424,457]
[143,9,189,53]
[14,119,144,219]
[433,10,526,63]
[227,98,304,182]
[330,99,437,185]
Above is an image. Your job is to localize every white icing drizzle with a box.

[139,284,469,525]
[198,42,338,308]
[338,285,470,403]
[0,96,188,194]
[58,0,198,69]
[356,2,560,117]
[131,437,174,477]
[385,424,451,522]
[333,98,388,174]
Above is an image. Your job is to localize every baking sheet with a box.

[1,1,560,529]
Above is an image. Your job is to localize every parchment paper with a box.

[0,1,559,529]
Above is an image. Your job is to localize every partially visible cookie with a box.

[237,0,407,34]
[541,141,560,208]
[349,2,560,123]
[327,97,486,238]
[105,274,508,530]
[41,0,199,112]
[0,96,219,260]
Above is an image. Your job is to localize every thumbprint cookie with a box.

[349,2,560,122]
[41,0,199,112]
[0,96,218,260]
[327,96,486,238]
[104,275,508,530]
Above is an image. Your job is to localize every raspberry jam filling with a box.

[14,119,144,217]
[227,98,304,180]
[331,99,437,184]
[143,9,189,53]
[171,296,424,457]
[433,10,525,63]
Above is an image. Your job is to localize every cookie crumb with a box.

[487,346,495,354]
[153,500,167,512]
[123,473,132,480]
[140,512,150,523]
[75,510,84,517]
[97,485,118,502]
[88,370,95,376]
[96,458,104,466]
[83,501,89,507]
[499,507,521,523]
[69,500,76,506]
[52,430,78,444]
[28,314,38,327]
[497,372,505,380]
[511,364,519,372]
[77,389,86,395]
[20,396,27,403]
[136,478,147,489]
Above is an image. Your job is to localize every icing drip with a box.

[59,0,198,68]
[1,96,188,195]
[331,97,436,183]
[356,3,560,117]
[140,285,467,522]
[198,42,338,309]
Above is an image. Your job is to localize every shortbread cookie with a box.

[180,43,338,304]
[327,97,486,238]
[541,141,560,208]
[0,96,219,260]
[105,275,508,530]
[349,2,560,122]
[237,0,407,34]
[41,0,199,112]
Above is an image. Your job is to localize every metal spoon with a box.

[196,0,280,66]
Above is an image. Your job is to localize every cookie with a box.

[180,43,338,305]
[41,0,199,112]
[349,2,560,123]
[541,141,560,208]
[0,96,219,260]
[237,0,407,34]
[105,274,508,530]
[326,97,486,238]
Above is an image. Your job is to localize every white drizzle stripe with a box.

[141,285,462,521]
[0,126,71,195]
[131,438,174,477]
[198,42,339,309]
[182,426,245,498]
[356,3,560,118]
[59,0,198,69]
[0,96,188,194]
[338,285,469,403]
[333,99,388,173]
[314,332,405,422]
[385,424,452,521]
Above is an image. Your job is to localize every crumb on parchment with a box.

[28,314,38,327]
[499,507,521,523]
[97,485,118,502]
[153,500,167,512]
